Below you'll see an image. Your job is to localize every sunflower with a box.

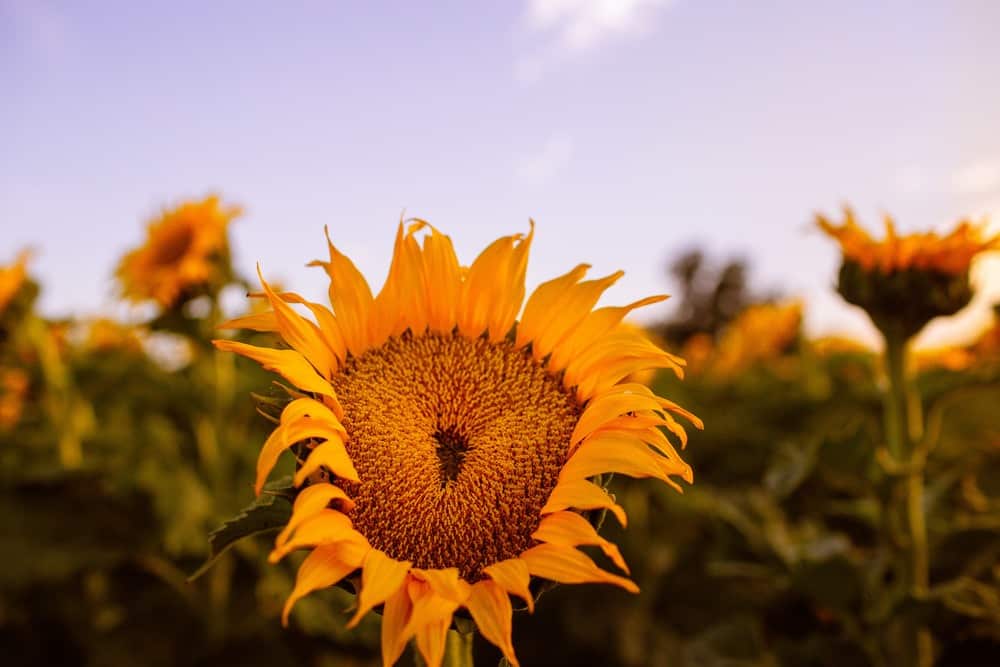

[0,249,32,315]
[817,209,999,338]
[116,196,241,308]
[215,221,699,666]
[816,207,998,275]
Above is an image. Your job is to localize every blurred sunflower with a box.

[817,208,999,338]
[0,249,32,315]
[216,221,700,666]
[709,300,802,377]
[808,335,872,357]
[83,318,145,354]
[116,196,241,308]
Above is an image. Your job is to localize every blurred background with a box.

[3,1,1000,665]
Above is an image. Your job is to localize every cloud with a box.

[515,134,574,186]
[951,158,1000,195]
[516,0,673,83]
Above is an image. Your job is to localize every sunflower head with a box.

[215,221,700,666]
[817,209,998,339]
[116,195,241,308]
[0,249,34,318]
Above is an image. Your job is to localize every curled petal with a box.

[348,549,412,628]
[520,543,638,593]
[466,580,518,667]
[541,479,628,527]
[309,226,375,356]
[269,509,357,562]
[532,511,629,574]
[282,545,358,625]
[294,437,360,487]
[211,340,343,415]
[381,579,414,667]
[482,558,534,613]
[277,483,355,548]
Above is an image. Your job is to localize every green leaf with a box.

[187,476,295,581]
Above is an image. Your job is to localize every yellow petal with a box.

[457,224,532,342]
[571,388,666,446]
[308,226,375,356]
[548,295,668,372]
[269,509,357,562]
[381,578,414,667]
[394,221,432,334]
[515,264,590,351]
[294,437,360,487]
[488,221,533,343]
[276,483,355,548]
[527,271,624,363]
[601,420,684,462]
[532,511,629,574]
[411,567,470,603]
[558,432,690,491]
[402,578,462,666]
[258,267,337,377]
[279,397,346,431]
[419,224,462,334]
[216,311,279,332]
[458,234,518,339]
[541,478,628,527]
[414,617,450,667]
[348,549,412,628]
[482,558,534,612]
[212,340,342,413]
[282,545,358,625]
[563,332,685,397]
[372,222,428,342]
[519,543,638,593]
[576,354,684,402]
[658,397,704,430]
[256,416,349,495]
[465,580,518,667]
[277,292,348,365]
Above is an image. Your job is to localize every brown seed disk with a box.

[330,331,581,581]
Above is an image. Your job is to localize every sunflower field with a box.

[1,198,999,667]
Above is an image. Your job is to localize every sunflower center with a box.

[152,224,195,265]
[432,425,470,485]
[330,331,581,580]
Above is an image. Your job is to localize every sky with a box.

[3,0,1000,348]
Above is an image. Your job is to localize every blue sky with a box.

[3,0,999,346]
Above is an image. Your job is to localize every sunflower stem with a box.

[443,628,475,667]
[882,334,932,667]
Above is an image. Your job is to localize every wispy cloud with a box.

[515,134,574,186]
[516,0,673,83]
[951,158,1000,196]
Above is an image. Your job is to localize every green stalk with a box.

[442,629,474,667]
[883,336,907,463]
[882,334,931,667]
